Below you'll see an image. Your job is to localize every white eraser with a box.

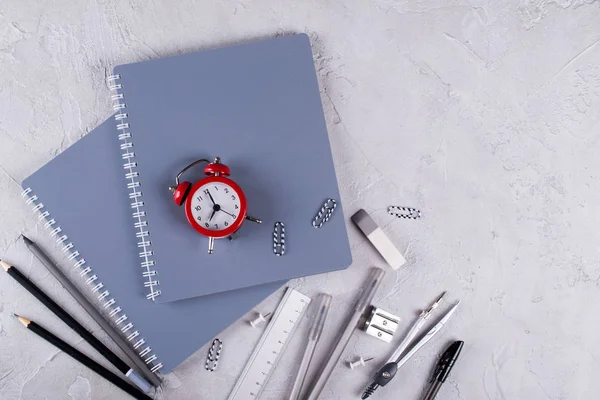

[352,209,406,270]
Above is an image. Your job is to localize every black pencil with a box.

[15,315,152,400]
[0,259,148,388]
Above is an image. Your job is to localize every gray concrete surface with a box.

[1,1,600,399]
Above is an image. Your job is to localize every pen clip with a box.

[429,358,446,383]
[431,340,463,383]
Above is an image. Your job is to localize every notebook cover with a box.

[112,33,352,303]
[22,117,283,373]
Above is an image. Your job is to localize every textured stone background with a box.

[1,1,600,399]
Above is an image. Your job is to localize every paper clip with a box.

[273,222,286,256]
[205,338,223,372]
[312,199,337,228]
[388,206,421,220]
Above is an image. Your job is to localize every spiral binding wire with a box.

[107,74,160,302]
[21,188,164,373]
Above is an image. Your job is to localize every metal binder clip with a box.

[312,199,337,228]
[363,306,400,343]
[273,222,286,256]
[205,338,223,372]
[388,206,421,220]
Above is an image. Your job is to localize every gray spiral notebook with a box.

[22,117,284,373]
[109,33,352,303]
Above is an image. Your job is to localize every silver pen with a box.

[288,293,333,400]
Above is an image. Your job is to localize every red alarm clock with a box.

[169,157,261,254]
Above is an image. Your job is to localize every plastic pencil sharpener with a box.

[363,306,400,343]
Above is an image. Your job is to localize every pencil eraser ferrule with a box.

[126,369,154,393]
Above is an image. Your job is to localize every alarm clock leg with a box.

[208,236,215,254]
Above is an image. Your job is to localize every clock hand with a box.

[219,209,236,218]
[209,210,217,221]
[206,190,216,205]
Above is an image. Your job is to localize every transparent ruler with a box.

[228,288,311,400]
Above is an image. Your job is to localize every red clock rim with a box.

[184,175,248,238]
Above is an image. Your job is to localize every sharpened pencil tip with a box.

[0,260,12,271]
[15,315,30,326]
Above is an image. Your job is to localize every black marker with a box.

[422,341,464,400]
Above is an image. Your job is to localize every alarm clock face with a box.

[185,176,247,238]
